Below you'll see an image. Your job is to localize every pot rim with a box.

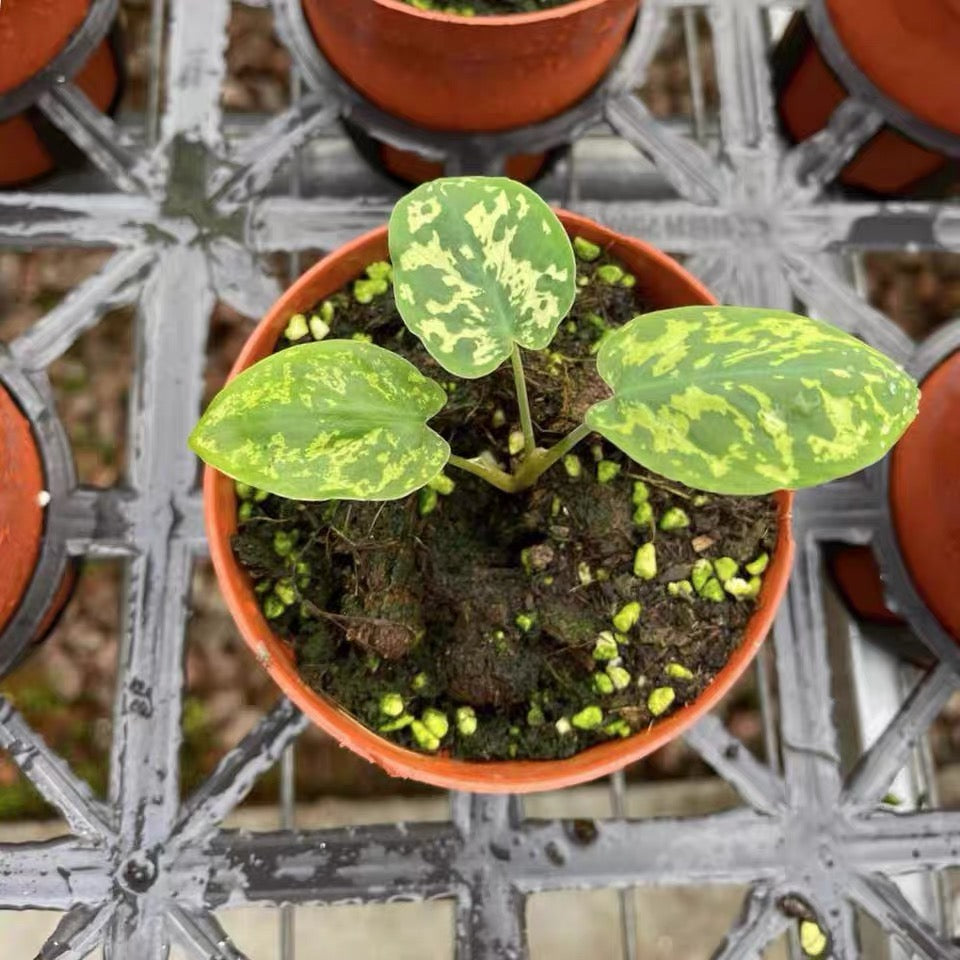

[203,212,795,792]
[366,0,627,28]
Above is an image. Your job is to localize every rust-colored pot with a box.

[889,350,960,641]
[303,0,638,184]
[774,0,959,195]
[378,143,548,187]
[827,545,902,626]
[0,0,121,187]
[203,212,795,792]
[0,385,75,647]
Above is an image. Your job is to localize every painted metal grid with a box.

[0,0,958,957]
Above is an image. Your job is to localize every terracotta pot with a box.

[379,143,549,187]
[0,385,75,647]
[0,0,121,187]
[774,0,959,195]
[827,545,903,626]
[204,212,795,792]
[889,350,960,641]
[303,0,638,183]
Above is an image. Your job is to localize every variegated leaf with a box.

[190,340,450,500]
[388,176,576,379]
[585,306,920,494]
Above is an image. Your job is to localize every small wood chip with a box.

[691,535,716,553]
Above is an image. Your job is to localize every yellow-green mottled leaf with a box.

[190,340,450,501]
[585,306,920,494]
[388,176,576,379]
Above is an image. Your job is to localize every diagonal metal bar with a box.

[165,905,252,960]
[211,97,341,204]
[710,884,791,960]
[781,251,915,363]
[206,238,282,321]
[38,903,117,960]
[0,698,114,841]
[0,840,111,908]
[38,84,157,197]
[9,247,155,371]
[684,714,787,815]
[843,662,960,808]
[606,0,671,93]
[707,0,779,152]
[0,193,159,248]
[606,93,723,205]
[171,698,308,850]
[850,873,960,960]
[781,98,885,199]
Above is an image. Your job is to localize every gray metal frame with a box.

[0,0,959,957]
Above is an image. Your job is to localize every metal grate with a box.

[1,0,959,956]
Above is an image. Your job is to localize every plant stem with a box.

[447,422,594,495]
[513,421,593,490]
[510,344,536,458]
[447,454,518,493]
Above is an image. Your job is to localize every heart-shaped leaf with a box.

[190,340,450,500]
[389,176,576,379]
[585,306,920,494]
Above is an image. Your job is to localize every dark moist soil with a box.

[403,0,577,14]
[232,241,779,761]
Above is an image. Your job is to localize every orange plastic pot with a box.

[303,0,638,184]
[826,352,960,643]
[774,0,959,195]
[0,0,121,187]
[827,545,903,626]
[890,350,960,641]
[0,385,75,646]
[204,212,795,792]
[378,143,548,186]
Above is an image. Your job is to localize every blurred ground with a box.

[0,2,958,818]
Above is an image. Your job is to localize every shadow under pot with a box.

[0,0,123,188]
[203,211,794,794]
[301,0,639,184]
[773,0,960,195]
[829,350,960,650]
[0,385,76,669]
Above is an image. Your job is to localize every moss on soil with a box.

[231,241,778,761]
